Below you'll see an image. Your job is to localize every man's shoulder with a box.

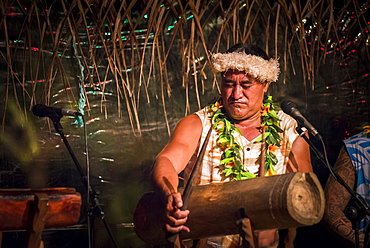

[343,131,370,147]
[277,110,296,129]
[194,105,209,116]
[193,106,212,124]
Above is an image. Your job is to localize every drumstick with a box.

[167,127,213,243]
[259,126,266,177]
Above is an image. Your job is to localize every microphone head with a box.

[32,104,62,118]
[32,104,47,117]
[280,100,297,115]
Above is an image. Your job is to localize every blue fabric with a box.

[343,132,370,234]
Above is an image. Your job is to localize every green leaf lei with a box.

[208,95,283,181]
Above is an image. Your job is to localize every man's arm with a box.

[323,147,364,246]
[151,114,203,196]
[151,114,203,233]
[287,134,313,173]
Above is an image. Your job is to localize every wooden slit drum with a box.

[134,172,325,245]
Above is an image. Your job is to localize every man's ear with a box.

[263,82,270,93]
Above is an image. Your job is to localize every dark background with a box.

[0,0,369,247]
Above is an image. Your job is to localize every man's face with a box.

[221,69,269,121]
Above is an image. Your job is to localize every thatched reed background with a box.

[0,0,369,247]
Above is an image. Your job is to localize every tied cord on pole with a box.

[72,33,85,128]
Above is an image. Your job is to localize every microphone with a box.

[281,100,322,140]
[32,104,82,119]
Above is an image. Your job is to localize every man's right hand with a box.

[165,192,190,233]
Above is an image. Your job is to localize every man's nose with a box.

[232,85,243,99]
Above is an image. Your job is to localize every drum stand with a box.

[237,208,258,248]
[26,193,49,248]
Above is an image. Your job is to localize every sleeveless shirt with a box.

[193,106,301,185]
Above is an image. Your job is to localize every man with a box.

[151,44,312,247]
[323,130,370,248]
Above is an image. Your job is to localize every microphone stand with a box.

[50,116,119,248]
[296,125,370,248]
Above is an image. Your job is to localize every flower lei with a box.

[208,95,283,181]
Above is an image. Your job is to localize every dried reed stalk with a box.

[0,0,368,135]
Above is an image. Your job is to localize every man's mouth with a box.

[230,101,246,105]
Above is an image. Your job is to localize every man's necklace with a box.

[207,95,283,181]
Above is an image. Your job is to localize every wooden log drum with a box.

[134,172,325,245]
[0,188,81,248]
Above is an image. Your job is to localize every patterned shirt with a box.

[343,132,370,234]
